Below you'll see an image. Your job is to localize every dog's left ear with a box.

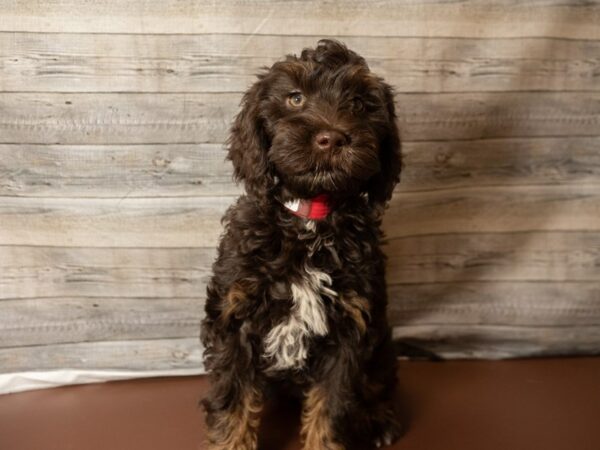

[368,82,402,209]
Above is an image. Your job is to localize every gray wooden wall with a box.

[1,0,600,376]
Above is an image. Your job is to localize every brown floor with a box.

[1,358,599,450]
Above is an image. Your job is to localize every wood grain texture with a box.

[0,196,231,247]
[1,232,597,354]
[2,282,599,351]
[399,92,600,141]
[1,232,597,300]
[384,185,600,238]
[392,324,600,359]
[0,297,202,348]
[388,282,600,327]
[1,0,599,373]
[386,231,600,283]
[0,144,239,198]
[0,93,229,145]
[3,138,598,198]
[1,320,598,373]
[1,185,599,247]
[0,338,204,373]
[0,246,215,300]
[1,92,599,144]
[3,33,599,93]
[401,137,600,192]
[1,0,599,38]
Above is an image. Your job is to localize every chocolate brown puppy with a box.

[201,39,402,450]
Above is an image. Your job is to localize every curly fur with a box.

[201,39,402,450]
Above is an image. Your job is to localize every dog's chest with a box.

[262,229,338,371]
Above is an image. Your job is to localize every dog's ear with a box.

[227,77,273,198]
[368,81,401,210]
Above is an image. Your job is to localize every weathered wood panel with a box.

[3,138,599,198]
[401,137,600,192]
[0,246,215,300]
[0,196,231,247]
[385,185,600,238]
[388,282,600,327]
[1,92,599,145]
[3,281,598,349]
[3,288,599,351]
[400,92,600,141]
[2,276,599,350]
[0,93,228,145]
[0,338,204,373]
[392,324,600,359]
[2,0,599,38]
[0,297,202,348]
[1,186,599,247]
[1,0,599,379]
[2,321,599,374]
[3,33,600,93]
[0,144,239,198]
[1,232,598,300]
[386,231,600,283]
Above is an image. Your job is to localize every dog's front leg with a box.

[300,342,364,450]
[301,383,346,450]
[202,284,263,450]
[203,373,263,450]
[202,326,263,450]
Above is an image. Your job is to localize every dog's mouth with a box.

[279,168,364,197]
[305,170,344,190]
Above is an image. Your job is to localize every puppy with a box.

[201,39,402,450]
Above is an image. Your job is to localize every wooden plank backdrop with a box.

[0,0,599,377]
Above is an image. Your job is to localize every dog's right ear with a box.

[367,81,402,211]
[227,77,273,198]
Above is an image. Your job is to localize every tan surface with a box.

[1,358,599,450]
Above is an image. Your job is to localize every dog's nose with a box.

[314,130,348,151]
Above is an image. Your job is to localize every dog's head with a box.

[228,39,401,208]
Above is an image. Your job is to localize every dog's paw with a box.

[372,412,403,448]
[373,432,394,448]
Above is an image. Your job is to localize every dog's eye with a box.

[352,97,365,113]
[287,92,305,108]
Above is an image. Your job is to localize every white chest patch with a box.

[263,266,337,371]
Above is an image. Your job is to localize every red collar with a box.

[282,194,331,220]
